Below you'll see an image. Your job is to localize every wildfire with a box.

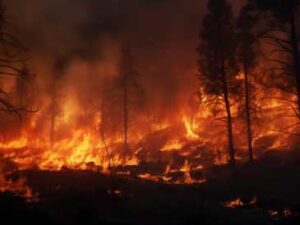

[0,66,299,196]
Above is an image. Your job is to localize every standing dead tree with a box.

[0,0,33,115]
[119,43,144,160]
[100,43,145,163]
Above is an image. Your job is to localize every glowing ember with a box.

[268,207,293,218]
[224,198,244,208]
[0,174,38,202]
[138,173,160,182]
[224,197,257,208]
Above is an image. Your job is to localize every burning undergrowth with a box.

[0,0,300,202]
[0,98,298,189]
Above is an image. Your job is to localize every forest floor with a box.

[2,150,300,225]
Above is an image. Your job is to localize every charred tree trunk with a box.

[243,64,253,161]
[290,12,300,119]
[222,77,236,167]
[220,53,236,167]
[213,8,236,168]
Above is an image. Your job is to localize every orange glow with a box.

[183,116,199,140]
[0,63,300,195]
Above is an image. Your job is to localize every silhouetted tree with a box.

[253,0,300,119]
[120,43,145,158]
[101,43,145,161]
[0,0,32,114]
[236,4,258,161]
[198,0,239,167]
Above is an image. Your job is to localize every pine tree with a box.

[253,0,300,119]
[198,0,239,167]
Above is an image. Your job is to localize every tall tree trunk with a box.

[217,15,236,168]
[290,12,300,119]
[220,56,236,167]
[243,64,253,161]
[222,80,236,167]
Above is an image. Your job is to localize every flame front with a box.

[0,48,299,197]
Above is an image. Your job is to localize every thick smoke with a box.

[0,0,246,139]
[5,0,202,119]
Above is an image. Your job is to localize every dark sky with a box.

[7,0,246,60]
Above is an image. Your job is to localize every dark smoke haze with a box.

[2,0,246,132]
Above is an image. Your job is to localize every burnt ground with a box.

[2,150,300,225]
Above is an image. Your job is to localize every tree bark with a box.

[220,54,236,167]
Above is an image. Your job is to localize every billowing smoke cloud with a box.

[1,0,246,139]
[6,0,202,110]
